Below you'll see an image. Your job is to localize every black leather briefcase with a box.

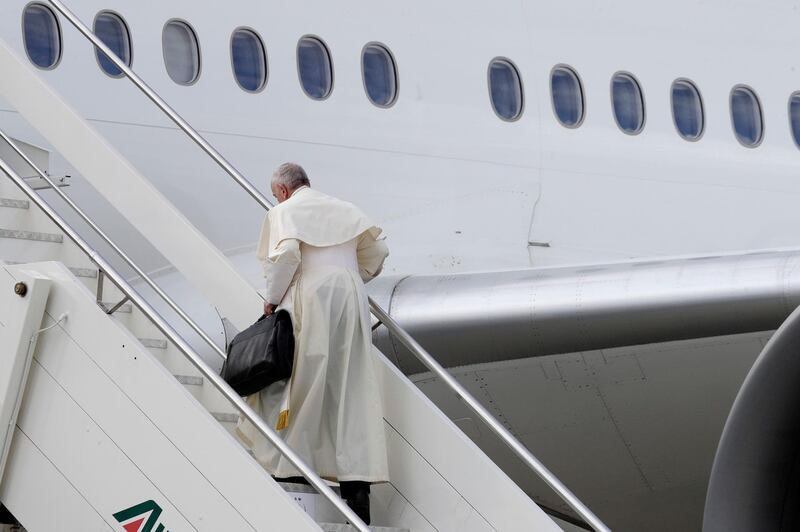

[221,310,295,396]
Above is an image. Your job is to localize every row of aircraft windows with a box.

[489,59,782,148]
[22,4,398,107]
[21,3,800,149]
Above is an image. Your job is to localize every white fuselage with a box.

[4,0,798,277]
[1,1,798,531]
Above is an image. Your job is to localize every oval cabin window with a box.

[730,86,763,147]
[611,73,645,134]
[297,36,333,99]
[551,66,584,128]
[362,44,397,107]
[488,58,523,121]
[231,28,267,92]
[23,3,62,69]
[790,92,800,149]
[94,12,132,77]
[671,79,704,140]
[162,20,200,85]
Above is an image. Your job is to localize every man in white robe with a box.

[236,163,389,524]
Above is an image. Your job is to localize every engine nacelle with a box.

[704,304,800,531]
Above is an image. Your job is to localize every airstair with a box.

[0,2,610,531]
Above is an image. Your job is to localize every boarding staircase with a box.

[0,2,610,531]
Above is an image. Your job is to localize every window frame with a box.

[161,18,201,86]
[229,26,268,93]
[360,41,398,108]
[788,91,800,149]
[610,71,646,135]
[93,10,133,79]
[21,1,63,71]
[296,34,334,101]
[670,78,705,142]
[487,56,524,122]
[549,64,585,129]
[729,84,764,148]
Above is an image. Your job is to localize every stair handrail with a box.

[0,129,227,362]
[368,303,610,532]
[45,2,611,529]
[0,156,371,532]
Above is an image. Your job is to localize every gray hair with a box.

[272,162,311,190]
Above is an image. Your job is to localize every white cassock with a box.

[236,186,390,483]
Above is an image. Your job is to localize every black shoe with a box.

[340,481,371,525]
[273,475,310,486]
[346,495,370,525]
[0,504,19,526]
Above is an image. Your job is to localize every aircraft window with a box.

[551,66,584,127]
[362,43,397,107]
[297,36,333,99]
[162,20,200,85]
[94,12,132,78]
[611,72,645,134]
[488,58,523,121]
[23,3,62,69]
[791,92,800,148]
[730,86,763,147]
[671,79,704,141]
[231,28,267,92]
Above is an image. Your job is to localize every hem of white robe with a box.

[332,475,390,484]
[237,424,389,483]
[264,465,390,484]
[277,472,390,484]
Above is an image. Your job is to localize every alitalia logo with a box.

[113,500,170,532]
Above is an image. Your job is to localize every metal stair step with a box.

[175,375,203,386]
[0,228,62,243]
[99,301,132,313]
[279,482,340,495]
[138,338,167,349]
[2,261,96,279]
[279,483,410,531]
[279,484,409,532]
[212,412,238,423]
[319,523,409,532]
[22,174,70,190]
[0,198,29,209]
[69,266,97,278]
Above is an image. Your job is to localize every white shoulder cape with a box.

[256,187,382,262]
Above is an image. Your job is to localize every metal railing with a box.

[44,1,611,529]
[0,156,371,532]
[0,129,226,362]
[368,304,609,531]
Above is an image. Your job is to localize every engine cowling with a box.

[704,304,800,531]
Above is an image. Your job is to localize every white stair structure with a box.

[0,5,607,530]
[0,261,322,532]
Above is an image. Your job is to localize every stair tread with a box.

[22,175,69,190]
[69,266,98,278]
[279,481,340,495]
[319,524,409,532]
[175,374,203,386]
[138,337,168,349]
[2,261,96,279]
[0,228,62,243]
[0,198,29,209]
[281,484,410,531]
[211,412,238,423]
[99,301,132,313]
